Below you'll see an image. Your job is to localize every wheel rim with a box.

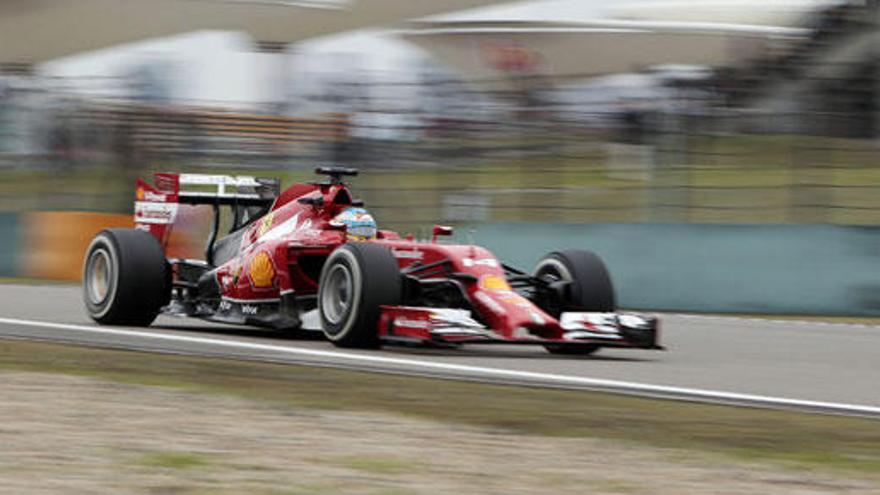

[538,266,561,283]
[536,259,571,283]
[321,264,353,325]
[86,248,113,305]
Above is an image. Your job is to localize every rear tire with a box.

[83,229,170,326]
[533,250,615,356]
[318,243,401,348]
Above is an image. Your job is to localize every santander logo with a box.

[393,317,430,329]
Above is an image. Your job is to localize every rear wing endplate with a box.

[135,172,279,251]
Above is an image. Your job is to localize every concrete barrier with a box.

[0,213,20,277]
[20,212,133,281]
[17,208,211,281]
[470,223,880,316]
[6,214,879,315]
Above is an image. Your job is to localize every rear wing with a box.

[135,172,279,251]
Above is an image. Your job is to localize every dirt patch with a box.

[1,371,877,495]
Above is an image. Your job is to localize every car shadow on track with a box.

[150,323,654,362]
[387,346,652,362]
[152,323,324,340]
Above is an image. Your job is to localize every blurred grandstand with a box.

[0,0,878,228]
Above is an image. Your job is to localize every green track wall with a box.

[0,213,19,277]
[470,223,880,316]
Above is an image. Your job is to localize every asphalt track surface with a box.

[1,284,878,416]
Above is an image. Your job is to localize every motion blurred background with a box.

[1,0,878,315]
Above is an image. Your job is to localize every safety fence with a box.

[0,101,349,169]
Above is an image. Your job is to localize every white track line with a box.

[1,316,879,418]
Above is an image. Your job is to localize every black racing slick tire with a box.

[533,250,615,356]
[83,229,170,326]
[533,250,616,314]
[318,243,402,348]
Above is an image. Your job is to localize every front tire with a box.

[318,243,401,348]
[83,229,170,326]
[533,250,615,356]
[533,250,616,314]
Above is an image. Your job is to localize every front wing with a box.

[378,306,662,349]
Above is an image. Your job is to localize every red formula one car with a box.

[83,167,660,354]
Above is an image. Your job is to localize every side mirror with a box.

[327,222,347,235]
[432,225,454,243]
[297,196,324,208]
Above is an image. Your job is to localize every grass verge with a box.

[136,452,213,470]
[1,338,879,476]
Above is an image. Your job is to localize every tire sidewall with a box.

[318,247,364,343]
[83,233,122,320]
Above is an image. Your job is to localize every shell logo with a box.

[479,275,511,291]
[249,251,275,288]
[135,187,145,201]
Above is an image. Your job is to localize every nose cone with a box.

[478,289,560,340]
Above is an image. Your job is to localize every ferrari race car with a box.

[83,167,661,354]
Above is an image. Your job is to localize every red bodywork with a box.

[134,172,660,349]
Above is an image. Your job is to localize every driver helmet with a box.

[331,207,377,241]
